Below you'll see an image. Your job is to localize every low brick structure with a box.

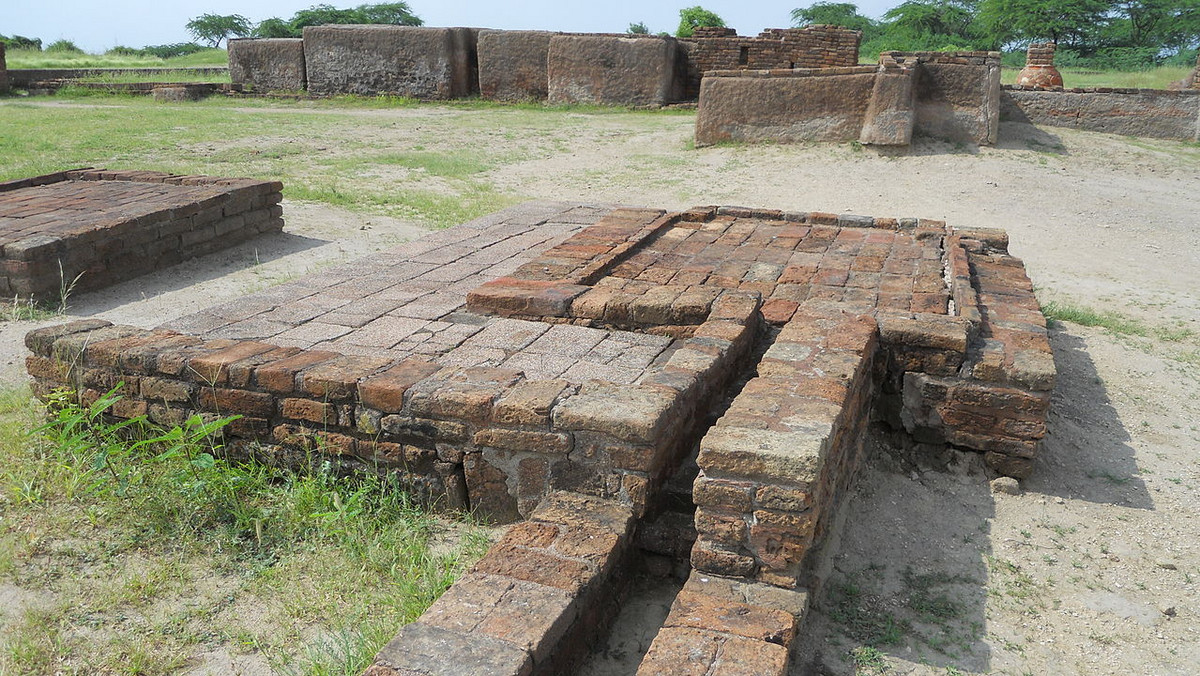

[695,67,879,145]
[303,25,478,99]
[681,25,862,100]
[27,201,1053,676]
[547,35,683,107]
[228,38,307,92]
[0,169,282,300]
[477,30,555,102]
[1001,85,1200,141]
[696,51,1001,147]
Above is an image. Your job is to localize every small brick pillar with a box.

[1017,42,1063,88]
[692,26,738,38]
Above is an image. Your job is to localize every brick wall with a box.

[303,25,479,99]
[0,42,8,93]
[1001,86,1200,141]
[695,67,879,146]
[547,35,683,106]
[228,38,306,92]
[886,51,1002,144]
[681,25,862,100]
[0,170,282,299]
[478,30,555,102]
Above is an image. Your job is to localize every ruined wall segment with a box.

[477,29,555,102]
[1001,86,1200,142]
[695,67,878,146]
[228,38,306,92]
[547,35,683,106]
[682,25,862,100]
[303,25,479,98]
[887,51,1002,145]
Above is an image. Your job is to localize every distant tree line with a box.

[791,0,1200,69]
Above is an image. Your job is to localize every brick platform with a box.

[26,201,1054,675]
[0,169,283,300]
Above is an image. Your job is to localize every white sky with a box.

[2,1,897,53]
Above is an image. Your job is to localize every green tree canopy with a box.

[791,2,878,34]
[253,2,422,38]
[628,21,650,34]
[676,6,726,37]
[185,13,252,48]
[978,0,1109,46]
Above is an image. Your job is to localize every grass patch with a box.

[1042,300,1197,344]
[5,48,228,69]
[0,386,488,674]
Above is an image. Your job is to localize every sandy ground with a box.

[1,100,1198,675]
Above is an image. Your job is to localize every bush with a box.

[105,45,144,56]
[45,39,84,53]
[0,34,43,50]
[140,42,207,59]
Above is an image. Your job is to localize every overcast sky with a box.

[3,1,897,53]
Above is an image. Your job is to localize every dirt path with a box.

[0,99,1197,675]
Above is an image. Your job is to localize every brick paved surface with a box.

[0,169,282,298]
[27,200,1055,676]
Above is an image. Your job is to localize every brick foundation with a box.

[0,169,283,300]
[26,200,1053,675]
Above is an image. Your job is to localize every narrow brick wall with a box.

[887,51,1002,145]
[1001,86,1200,141]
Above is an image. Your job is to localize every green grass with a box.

[5,47,228,69]
[1041,300,1197,343]
[0,386,489,674]
[1001,64,1193,89]
[74,71,232,85]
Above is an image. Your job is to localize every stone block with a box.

[303,25,479,99]
[551,383,676,444]
[228,38,306,92]
[859,66,916,145]
[696,71,877,146]
[371,622,532,676]
[548,35,683,107]
[913,57,1001,145]
[478,30,554,102]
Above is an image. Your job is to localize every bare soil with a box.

[1,100,1197,675]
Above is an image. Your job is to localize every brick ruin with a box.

[27,200,1053,674]
[228,24,861,107]
[1001,44,1200,141]
[696,51,1002,147]
[0,170,282,300]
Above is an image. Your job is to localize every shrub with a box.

[45,39,84,53]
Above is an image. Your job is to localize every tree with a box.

[791,2,878,34]
[978,0,1109,47]
[676,6,726,37]
[256,3,423,37]
[355,2,423,25]
[186,13,252,48]
[628,21,650,34]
